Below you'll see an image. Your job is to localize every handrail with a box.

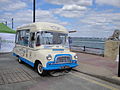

[71,45,104,50]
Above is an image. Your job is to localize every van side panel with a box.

[13,53,34,67]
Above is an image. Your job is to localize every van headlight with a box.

[74,55,78,59]
[46,54,52,60]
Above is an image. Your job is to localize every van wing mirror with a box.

[69,30,76,33]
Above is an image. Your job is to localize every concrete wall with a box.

[104,40,120,60]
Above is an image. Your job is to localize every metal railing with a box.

[70,45,104,56]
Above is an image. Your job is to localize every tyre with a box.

[18,58,23,63]
[49,71,61,77]
[64,68,72,73]
[37,63,46,76]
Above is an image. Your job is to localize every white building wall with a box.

[0,33,15,53]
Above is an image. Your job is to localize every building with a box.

[0,23,16,52]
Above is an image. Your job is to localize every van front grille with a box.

[56,56,71,63]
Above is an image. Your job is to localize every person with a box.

[19,37,24,45]
[68,37,72,49]
[24,36,29,46]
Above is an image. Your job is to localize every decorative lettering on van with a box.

[19,48,25,57]
[44,45,53,49]
[26,49,28,57]
[50,26,60,30]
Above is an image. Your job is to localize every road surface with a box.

[0,53,120,90]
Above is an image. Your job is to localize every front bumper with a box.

[43,60,78,70]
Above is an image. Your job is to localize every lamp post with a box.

[12,18,13,29]
[5,21,7,26]
[33,0,36,23]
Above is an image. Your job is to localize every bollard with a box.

[83,46,85,51]
[118,45,120,77]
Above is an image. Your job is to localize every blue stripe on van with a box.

[44,61,78,70]
[13,53,34,67]
[52,49,64,51]
[19,57,34,67]
[13,53,78,71]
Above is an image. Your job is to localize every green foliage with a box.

[0,23,16,34]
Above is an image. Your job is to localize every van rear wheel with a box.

[18,58,23,63]
[37,63,46,76]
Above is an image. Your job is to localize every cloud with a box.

[52,4,87,18]
[0,0,27,11]
[0,9,69,29]
[45,0,92,6]
[0,0,9,2]
[69,11,120,37]
[53,8,85,18]
[62,4,87,11]
[46,0,91,18]
[96,0,120,7]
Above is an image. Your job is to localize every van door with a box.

[27,32,36,61]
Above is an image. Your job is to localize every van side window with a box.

[29,32,35,48]
[36,32,41,46]
[17,30,29,46]
[15,31,19,44]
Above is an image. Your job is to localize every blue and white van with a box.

[13,22,78,76]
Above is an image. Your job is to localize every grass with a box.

[0,23,16,34]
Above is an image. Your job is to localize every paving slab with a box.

[0,68,32,84]
[74,52,120,85]
[0,74,4,85]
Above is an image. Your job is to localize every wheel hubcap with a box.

[18,59,21,62]
[37,64,43,74]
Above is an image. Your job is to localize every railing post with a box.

[0,37,1,50]
[118,45,120,77]
[83,46,85,51]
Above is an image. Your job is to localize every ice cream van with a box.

[13,22,78,76]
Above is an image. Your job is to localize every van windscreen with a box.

[41,31,68,45]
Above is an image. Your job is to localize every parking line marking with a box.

[70,72,119,90]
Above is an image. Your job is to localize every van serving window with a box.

[16,30,30,46]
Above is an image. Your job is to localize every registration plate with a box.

[61,66,70,69]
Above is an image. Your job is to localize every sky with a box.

[0,0,120,38]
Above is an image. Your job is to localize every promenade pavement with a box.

[1,53,120,90]
[74,52,120,85]
[0,52,120,87]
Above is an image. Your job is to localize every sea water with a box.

[70,37,106,54]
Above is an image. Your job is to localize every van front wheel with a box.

[37,63,46,76]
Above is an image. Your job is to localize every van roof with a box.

[17,22,68,34]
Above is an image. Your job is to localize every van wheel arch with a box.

[16,55,23,63]
[34,60,46,76]
[34,60,42,69]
